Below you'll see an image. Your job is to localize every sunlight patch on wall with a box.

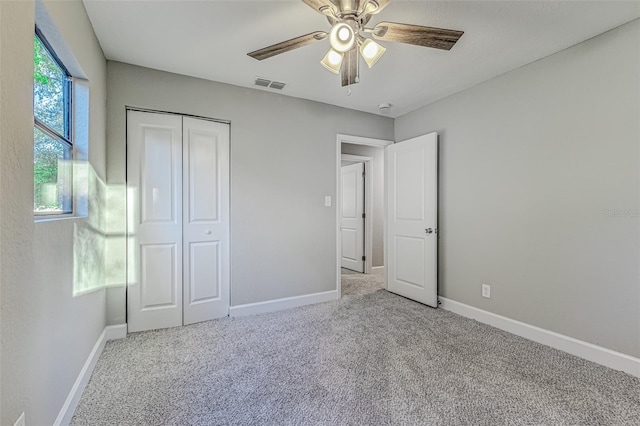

[125,187,138,290]
[105,184,127,289]
[73,165,106,296]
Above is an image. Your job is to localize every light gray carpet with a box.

[71,276,640,425]
[341,271,384,296]
[340,267,362,276]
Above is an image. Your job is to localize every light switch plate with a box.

[324,196,332,207]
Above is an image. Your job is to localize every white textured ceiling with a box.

[82,1,640,117]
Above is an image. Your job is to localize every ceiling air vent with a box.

[254,77,286,90]
[269,81,286,90]
[254,77,271,87]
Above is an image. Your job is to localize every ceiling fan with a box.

[248,0,464,87]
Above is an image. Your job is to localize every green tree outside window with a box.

[34,32,72,214]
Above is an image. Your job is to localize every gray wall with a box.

[0,5,636,424]
[0,1,108,424]
[395,20,640,358]
[341,143,385,267]
[105,62,394,322]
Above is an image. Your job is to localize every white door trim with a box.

[337,133,393,148]
[126,106,231,125]
[341,154,373,274]
[336,134,393,298]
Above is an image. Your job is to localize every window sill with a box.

[34,213,87,223]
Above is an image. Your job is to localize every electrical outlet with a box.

[14,412,25,426]
[324,195,332,207]
[482,284,491,299]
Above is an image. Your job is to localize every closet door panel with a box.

[183,117,230,324]
[127,111,183,333]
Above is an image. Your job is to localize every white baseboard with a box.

[54,324,127,426]
[371,266,384,276]
[104,323,127,340]
[439,297,640,378]
[229,290,338,317]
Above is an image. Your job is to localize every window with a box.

[33,28,73,215]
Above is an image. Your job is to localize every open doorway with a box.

[340,157,367,274]
[336,134,393,298]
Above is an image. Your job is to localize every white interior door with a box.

[182,117,230,324]
[127,111,183,332]
[385,133,438,307]
[341,162,364,272]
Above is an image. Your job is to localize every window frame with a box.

[33,26,75,217]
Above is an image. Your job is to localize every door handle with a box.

[425,228,433,234]
[204,230,212,235]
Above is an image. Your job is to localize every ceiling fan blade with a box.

[301,0,338,15]
[372,22,463,51]
[341,47,358,87]
[366,0,390,15]
[248,31,328,61]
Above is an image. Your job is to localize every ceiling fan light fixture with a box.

[360,38,386,68]
[329,22,355,53]
[320,49,344,74]
[247,2,464,88]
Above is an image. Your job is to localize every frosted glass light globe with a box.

[338,27,350,41]
[329,23,355,53]
[328,50,342,65]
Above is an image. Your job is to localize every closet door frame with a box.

[125,107,231,333]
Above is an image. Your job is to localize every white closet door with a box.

[340,162,365,272]
[385,133,438,307]
[182,117,230,324]
[127,111,183,332]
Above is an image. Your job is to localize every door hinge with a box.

[362,171,366,177]
[362,256,366,261]
[362,213,366,219]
